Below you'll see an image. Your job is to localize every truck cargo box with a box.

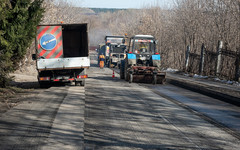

[36,24,90,70]
[34,24,90,87]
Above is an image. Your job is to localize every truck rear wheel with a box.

[39,81,50,88]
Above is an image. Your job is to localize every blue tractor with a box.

[120,35,166,84]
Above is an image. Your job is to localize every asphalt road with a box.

[0,55,239,149]
[84,66,240,150]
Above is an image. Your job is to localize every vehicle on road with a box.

[32,24,90,87]
[108,44,126,68]
[120,35,166,84]
[104,36,126,68]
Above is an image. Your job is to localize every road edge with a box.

[166,76,240,106]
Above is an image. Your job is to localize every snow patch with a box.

[193,74,208,79]
[165,68,179,72]
[214,78,240,86]
[184,74,240,87]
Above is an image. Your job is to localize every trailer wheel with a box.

[129,74,133,83]
[153,74,157,85]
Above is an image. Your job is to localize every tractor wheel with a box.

[120,60,125,79]
[124,60,129,81]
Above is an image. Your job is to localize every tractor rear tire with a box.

[120,60,125,79]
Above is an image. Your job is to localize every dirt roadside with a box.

[0,65,40,115]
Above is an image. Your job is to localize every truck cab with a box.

[108,44,126,68]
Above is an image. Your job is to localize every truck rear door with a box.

[36,26,63,59]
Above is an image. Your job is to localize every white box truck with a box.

[32,24,90,87]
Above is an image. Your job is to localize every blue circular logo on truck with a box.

[40,34,57,50]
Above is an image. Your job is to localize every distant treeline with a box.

[89,8,127,14]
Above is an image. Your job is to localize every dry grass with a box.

[0,86,27,98]
[0,86,34,114]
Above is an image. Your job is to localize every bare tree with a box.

[23,0,239,78]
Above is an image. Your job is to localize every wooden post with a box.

[216,41,223,77]
[185,45,190,72]
[199,43,205,75]
[235,48,240,82]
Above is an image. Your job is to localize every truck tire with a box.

[120,60,125,79]
[39,81,50,88]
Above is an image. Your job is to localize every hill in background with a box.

[89,8,127,14]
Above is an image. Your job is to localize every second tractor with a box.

[120,35,166,84]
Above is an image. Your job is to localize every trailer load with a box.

[32,24,90,87]
[120,35,166,84]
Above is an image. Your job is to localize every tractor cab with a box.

[129,35,157,55]
[127,35,159,66]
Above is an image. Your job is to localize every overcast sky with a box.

[70,0,173,9]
